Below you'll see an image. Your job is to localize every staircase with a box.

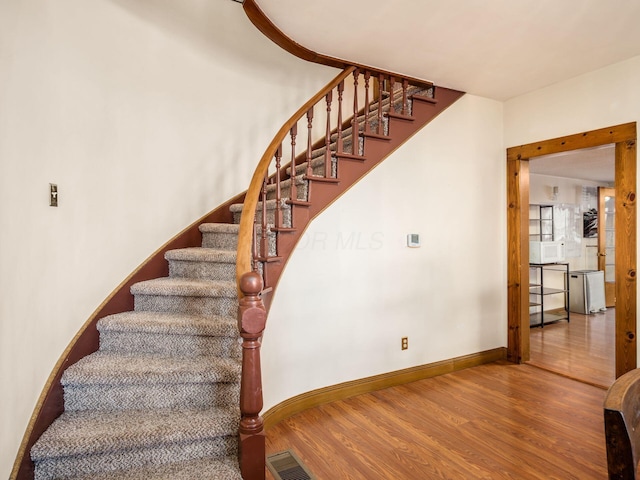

[30,224,244,479]
[24,68,463,479]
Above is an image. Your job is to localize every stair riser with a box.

[168,260,235,281]
[99,331,241,358]
[265,181,308,202]
[321,127,367,155]
[329,132,356,151]
[253,231,277,258]
[64,457,242,480]
[134,295,237,317]
[63,383,240,412]
[291,157,338,178]
[232,206,291,228]
[34,436,238,480]
[200,232,238,250]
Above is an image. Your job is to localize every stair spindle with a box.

[289,124,298,201]
[324,90,333,178]
[351,69,360,151]
[274,144,283,229]
[337,81,344,154]
[305,107,314,179]
[260,172,268,260]
[364,72,371,134]
[388,76,396,116]
[402,79,409,116]
[377,73,384,136]
[252,223,258,272]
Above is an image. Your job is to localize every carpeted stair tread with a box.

[264,174,309,202]
[265,173,307,190]
[66,456,241,480]
[228,197,287,214]
[62,351,240,386]
[229,198,292,230]
[309,136,356,161]
[296,151,336,169]
[198,223,240,234]
[198,223,239,251]
[96,312,240,359]
[98,311,237,338]
[165,247,236,264]
[131,278,237,298]
[31,406,239,461]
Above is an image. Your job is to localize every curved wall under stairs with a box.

[262,94,507,413]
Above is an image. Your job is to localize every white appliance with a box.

[569,270,606,314]
[530,240,565,264]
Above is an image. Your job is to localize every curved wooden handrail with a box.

[235,66,356,287]
[243,0,434,90]
[243,0,345,70]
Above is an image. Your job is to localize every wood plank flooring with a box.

[265,361,608,479]
[529,309,615,388]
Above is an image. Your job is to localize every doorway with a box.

[527,151,614,386]
[506,122,637,380]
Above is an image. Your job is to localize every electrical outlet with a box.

[401,337,408,350]
[50,183,58,207]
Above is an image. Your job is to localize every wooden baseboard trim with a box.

[262,347,507,430]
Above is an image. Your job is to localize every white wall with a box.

[263,95,506,410]
[0,0,335,475]
[505,56,640,146]
[505,55,640,357]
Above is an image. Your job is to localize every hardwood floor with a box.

[265,361,608,479]
[529,309,615,388]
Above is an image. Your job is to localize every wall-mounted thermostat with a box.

[407,233,420,248]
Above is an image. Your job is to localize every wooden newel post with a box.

[238,271,267,480]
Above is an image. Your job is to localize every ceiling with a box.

[251,0,637,182]
[529,145,615,183]
[253,0,640,101]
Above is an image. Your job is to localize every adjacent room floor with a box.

[528,308,615,388]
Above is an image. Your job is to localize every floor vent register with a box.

[266,450,316,480]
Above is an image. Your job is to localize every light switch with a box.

[50,184,58,207]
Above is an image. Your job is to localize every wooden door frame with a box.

[506,122,637,378]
